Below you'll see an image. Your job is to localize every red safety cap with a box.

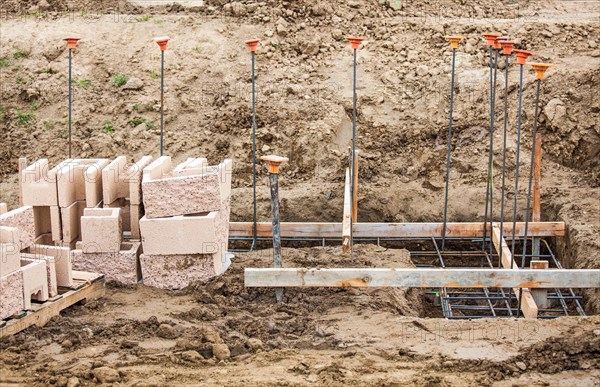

[514,49,534,65]
[245,39,260,52]
[64,37,80,49]
[346,36,365,49]
[154,36,170,51]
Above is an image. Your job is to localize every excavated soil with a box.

[1,0,599,385]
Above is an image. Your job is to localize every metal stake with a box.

[346,36,364,254]
[441,36,464,251]
[246,39,260,251]
[261,154,289,303]
[64,37,80,158]
[154,36,170,156]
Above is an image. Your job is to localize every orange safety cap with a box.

[154,36,170,51]
[260,155,289,174]
[530,63,555,79]
[482,33,501,46]
[494,36,508,49]
[245,39,260,52]
[445,36,465,49]
[64,37,80,49]
[499,40,515,55]
[346,36,365,49]
[513,49,534,65]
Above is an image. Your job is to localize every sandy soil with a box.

[1,0,599,385]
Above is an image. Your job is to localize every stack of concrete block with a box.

[1,226,57,320]
[70,208,142,284]
[139,157,233,289]
[102,155,153,239]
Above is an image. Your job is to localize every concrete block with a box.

[50,205,62,242]
[140,253,216,290]
[80,208,122,253]
[1,242,21,277]
[21,159,58,207]
[84,160,111,208]
[27,244,72,287]
[56,159,109,208]
[0,226,19,244]
[0,269,24,320]
[21,255,58,298]
[142,156,172,183]
[0,203,7,215]
[0,206,36,250]
[173,157,207,177]
[21,259,49,309]
[71,242,141,285]
[130,204,142,240]
[33,206,52,238]
[60,201,81,243]
[212,197,231,275]
[139,212,221,256]
[128,156,154,206]
[209,159,233,201]
[105,199,131,232]
[102,156,129,205]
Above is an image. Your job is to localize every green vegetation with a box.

[16,109,37,128]
[132,103,139,111]
[30,101,41,111]
[128,116,155,128]
[193,46,203,54]
[43,120,55,130]
[103,120,115,134]
[150,69,158,80]
[112,73,129,87]
[16,77,26,84]
[141,15,152,22]
[12,50,28,59]
[0,59,9,68]
[76,79,93,89]
[0,107,5,123]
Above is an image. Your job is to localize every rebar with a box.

[251,50,258,251]
[160,49,164,156]
[350,46,357,254]
[68,48,73,158]
[498,53,510,268]
[269,171,283,302]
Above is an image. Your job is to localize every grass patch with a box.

[141,15,152,21]
[16,77,26,84]
[30,101,41,111]
[128,116,155,128]
[43,120,55,130]
[16,109,37,128]
[13,50,28,59]
[112,73,129,87]
[103,120,115,134]
[0,59,9,68]
[132,103,139,111]
[76,79,93,89]
[150,69,158,80]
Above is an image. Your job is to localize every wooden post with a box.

[342,168,352,253]
[530,260,549,309]
[532,134,542,258]
[18,157,27,206]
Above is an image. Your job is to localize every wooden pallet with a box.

[0,271,105,339]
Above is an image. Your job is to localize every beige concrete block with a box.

[139,213,221,256]
[173,157,207,177]
[50,205,62,242]
[102,156,129,205]
[210,159,233,201]
[71,242,141,285]
[1,242,21,277]
[142,156,172,183]
[0,203,7,215]
[0,269,24,320]
[34,233,53,246]
[212,197,231,275]
[84,159,111,208]
[105,199,131,232]
[56,159,109,208]
[142,173,222,218]
[129,156,154,206]
[21,159,58,207]
[0,206,36,250]
[0,226,19,244]
[27,244,72,287]
[33,206,52,238]
[60,201,81,243]
[21,259,49,309]
[140,253,216,290]
[130,204,142,240]
[21,255,58,297]
[80,208,122,253]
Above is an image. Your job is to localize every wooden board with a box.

[230,221,565,238]
[0,272,105,338]
[352,149,359,222]
[245,268,600,289]
[342,168,351,253]
[491,227,538,319]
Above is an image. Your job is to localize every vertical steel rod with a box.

[482,46,497,255]
[441,47,457,251]
[160,49,164,156]
[68,48,72,158]
[269,172,283,302]
[251,51,258,250]
[350,47,357,254]
[498,54,510,268]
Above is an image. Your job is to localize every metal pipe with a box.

[498,53,511,268]
[68,48,72,158]
[350,47,357,255]
[251,50,258,250]
[160,49,164,156]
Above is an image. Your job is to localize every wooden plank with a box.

[352,149,359,222]
[229,221,565,238]
[491,227,539,319]
[342,168,351,253]
[244,268,600,288]
[0,273,105,338]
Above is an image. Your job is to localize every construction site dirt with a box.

[1,0,599,385]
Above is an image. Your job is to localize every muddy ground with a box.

[0,0,599,385]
